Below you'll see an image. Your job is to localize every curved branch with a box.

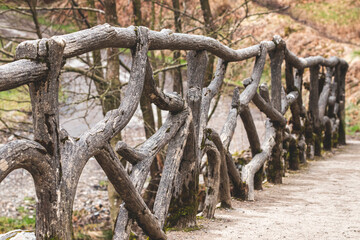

[1,24,347,92]
[79,27,149,157]
[200,59,228,145]
[239,42,267,107]
[242,120,276,200]
[284,48,346,69]
[0,140,52,182]
[143,59,185,112]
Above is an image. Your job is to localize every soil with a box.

[168,140,360,240]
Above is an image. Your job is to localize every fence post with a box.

[337,63,348,145]
[309,65,322,156]
[167,50,208,228]
[267,36,284,184]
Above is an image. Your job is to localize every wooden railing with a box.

[0,24,348,240]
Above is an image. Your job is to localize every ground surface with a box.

[168,140,360,240]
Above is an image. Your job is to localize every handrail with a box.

[0,24,348,240]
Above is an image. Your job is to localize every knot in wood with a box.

[243,77,252,87]
[160,29,173,35]
[15,37,66,62]
[272,35,285,49]
[187,87,201,102]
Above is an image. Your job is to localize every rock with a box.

[0,230,35,240]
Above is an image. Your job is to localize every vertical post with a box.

[285,62,301,169]
[167,50,208,228]
[337,63,348,145]
[19,37,68,239]
[266,36,284,184]
[309,65,322,156]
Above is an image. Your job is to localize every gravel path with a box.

[168,140,360,240]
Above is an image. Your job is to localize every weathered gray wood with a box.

[0,24,347,94]
[337,63,348,145]
[269,35,284,111]
[201,142,221,218]
[0,21,350,239]
[219,88,246,198]
[0,140,51,183]
[153,112,191,227]
[94,145,167,240]
[113,109,190,239]
[205,128,232,208]
[267,36,285,184]
[166,50,209,228]
[23,37,67,239]
[309,65,321,156]
[239,105,265,190]
[187,50,208,147]
[285,48,342,69]
[323,116,332,151]
[0,60,47,91]
[199,59,227,144]
[282,91,299,115]
[242,120,276,200]
[285,63,303,166]
[79,27,149,158]
[239,43,267,107]
[0,141,59,239]
[220,88,240,149]
[144,59,185,112]
[115,142,146,165]
[259,83,271,103]
[318,67,333,120]
[288,134,299,170]
[240,106,261,156]
[251,92,287,126]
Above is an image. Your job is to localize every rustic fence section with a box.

[0,23,348,240]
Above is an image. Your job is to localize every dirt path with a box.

[168,140,360,240]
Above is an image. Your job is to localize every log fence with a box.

[0,24,348,239]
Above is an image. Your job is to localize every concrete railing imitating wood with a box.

[0,24,348,240]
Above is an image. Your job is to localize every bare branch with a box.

[17,6,105,14]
